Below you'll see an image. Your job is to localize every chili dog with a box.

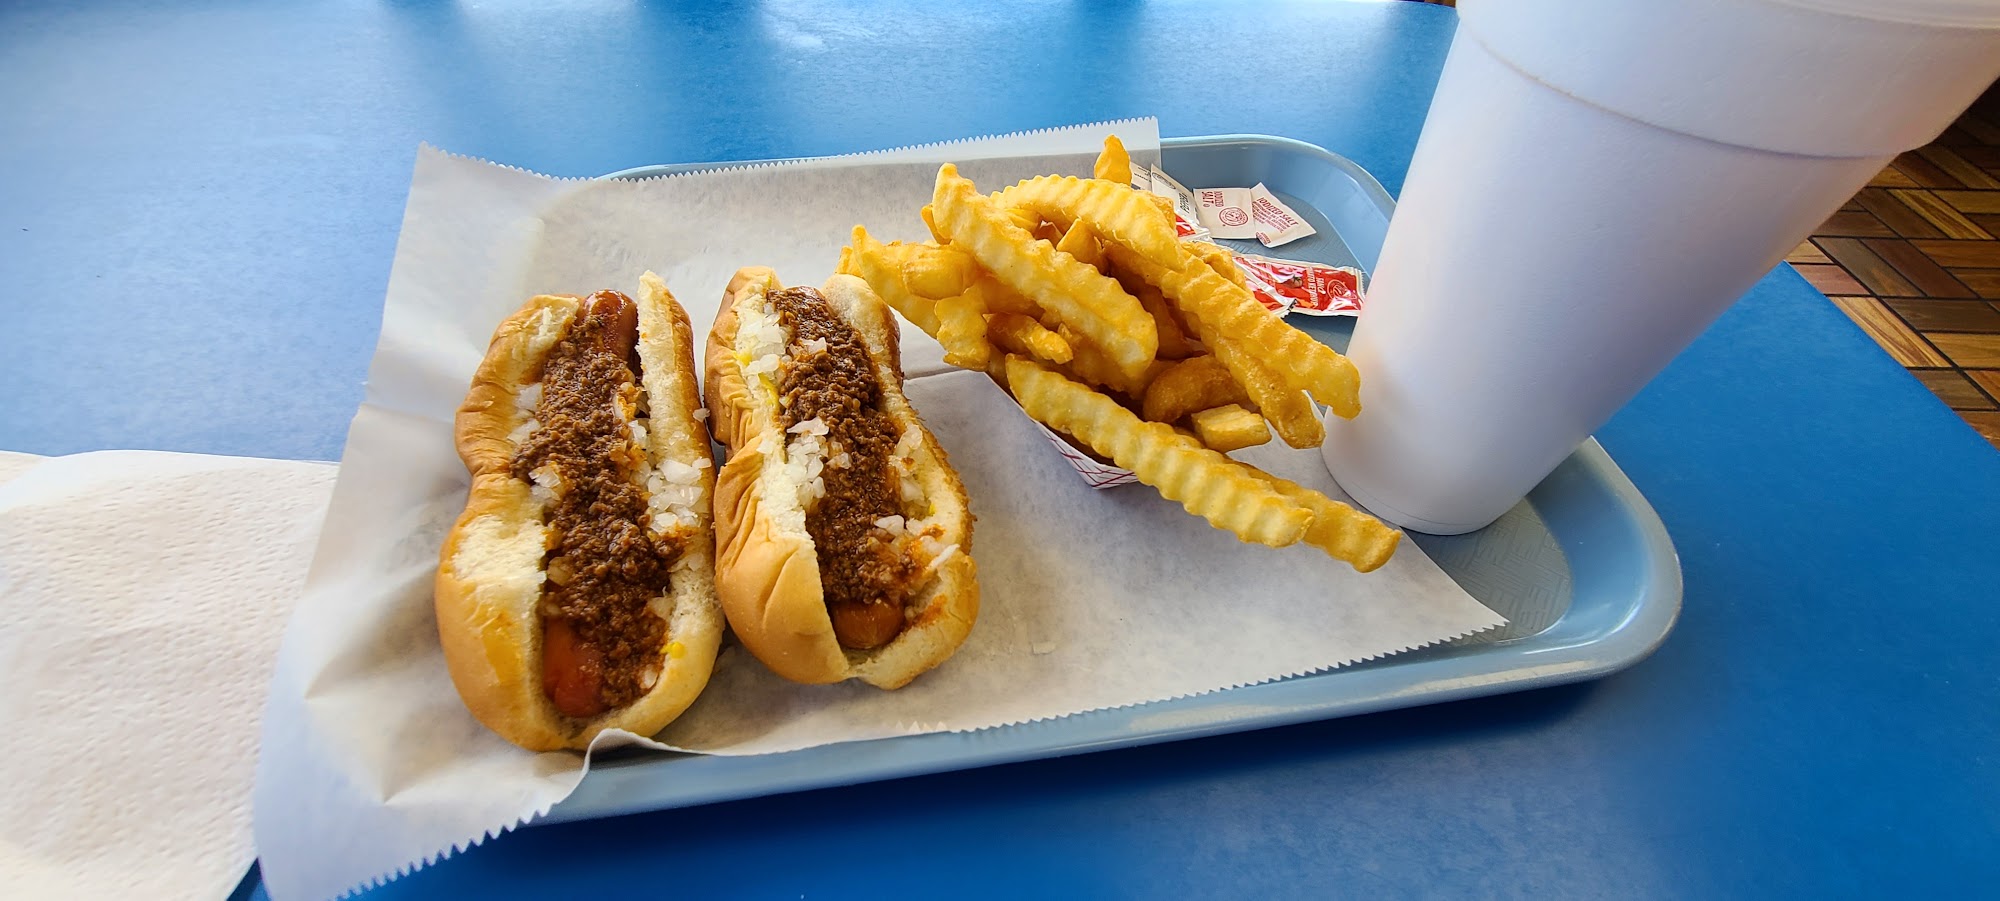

[435,272,722,750]
[705,267,978,687]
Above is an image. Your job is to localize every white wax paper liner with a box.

[251,120,1504,901]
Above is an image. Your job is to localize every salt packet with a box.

[1188,183,1317,247]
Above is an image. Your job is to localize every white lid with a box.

[1460,0,2000,158]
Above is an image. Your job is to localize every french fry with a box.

[920,204,949,244]
[933,164,1157,382]
[996,175,1184,270]
[1055,219,1105,269]
[983,353,1014,392]
[1006,356,1311,547]
[934,290,993,370]
[987,312,1073,365]
[1121,273,1197,359]
[1142,355,1252,424]
[847,226,940,335]
[843,147,1396,574]
[1106,243,1360,418]
[1241,465,1401,572]
[1140,284,1197,359]
[1208,333,1324,448]
[1094,134,1133,185]
[1144,192,1178,231]
[1060,330,1160,398]
[1182,239,1248,291]
[900,242,980,299]
[1144,286,1184,360]
[964,275,1039,316]
[1189,404,1270,453]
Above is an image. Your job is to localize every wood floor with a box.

[1794,86,2000,450]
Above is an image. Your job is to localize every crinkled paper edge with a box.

[607,618,1510,746]
[327,118,1165,900]
[419,116,1161,184]
[924,618,1505,733]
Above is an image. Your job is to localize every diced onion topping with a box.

[509,381,546,447]
[642,457,706,535]
[892,427,922,463]
[508,416,539,448]
[745,315,787,365]
[515,381,543,413]
[530,464,563,506]
[785,420,832,509]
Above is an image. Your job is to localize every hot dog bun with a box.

[436,272,722,750]
[706,268,977,688]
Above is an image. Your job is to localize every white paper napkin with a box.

[252,121,1506,900]
[0,450,336,900]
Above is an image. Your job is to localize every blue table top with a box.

[5,1,1997,897]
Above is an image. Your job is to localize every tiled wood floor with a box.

[1795,86,2000,450]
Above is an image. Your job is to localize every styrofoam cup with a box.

[1323,0,2000,535]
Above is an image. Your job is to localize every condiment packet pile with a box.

[1131,165,1367,318]
[250,120,1504,901]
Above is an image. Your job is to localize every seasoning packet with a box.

[1187,184,1317,247]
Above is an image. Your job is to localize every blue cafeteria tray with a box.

[547,135,1683,823]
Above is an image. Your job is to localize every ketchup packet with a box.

[1233,253,1365,317]
[1021,246,1366,490]
[1055,166,1354,487]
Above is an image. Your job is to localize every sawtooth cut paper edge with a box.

[255,148,593,901]
[423,116,1164,183]
[644,621,1507,740]
[633,371,1504,751]
[325,519,1505,901]
[265,120,1170,901]
[333,728,667,900]
[262,119,1502,901]
[612,116,1166,178]
[959,623,1500,730]
[521,555,1506,753]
